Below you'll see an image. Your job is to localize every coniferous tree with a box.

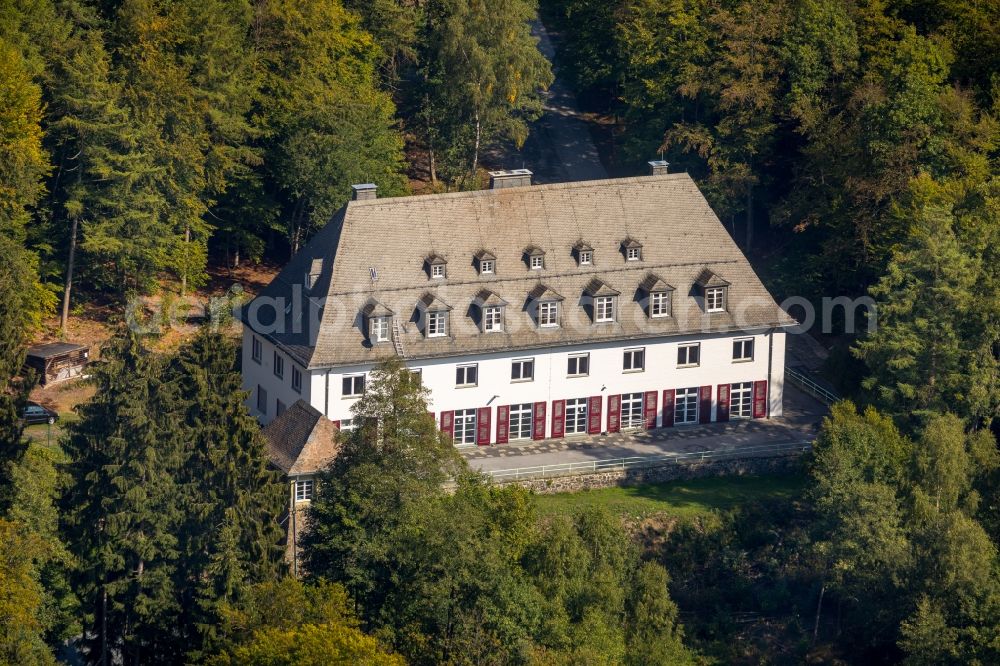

[161,329,285,660]
[61,330,184,665]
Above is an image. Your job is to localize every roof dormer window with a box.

[640,273,675,319]
[524,246,545,270]
[475,250,496,275]
[694,268,730,313]
[362,299,394,343]
[305,258,323,291]
[530,284,563,328]
[426,254,447,279]
[573,241,593,266]
[418,293,452,337]
[706,287,726,312]
[474,289,507,333]
[584,278,620,324]
[622,238,643,262]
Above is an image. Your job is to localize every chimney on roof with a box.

[648,160,669,176]
[351,183,377,200]
[488,169,533,189]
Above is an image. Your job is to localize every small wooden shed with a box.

[24,342,90,386]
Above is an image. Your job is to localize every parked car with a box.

[22,402,58,425]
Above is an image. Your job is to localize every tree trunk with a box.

[745,182,754,250]
[101,584,108,666]
[471,110,482,179]
[813,582,826,644]
[61,214,79,336]
[181,225,191,295]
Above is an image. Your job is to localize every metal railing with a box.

[484,440,812,482]
[785,366,839,404]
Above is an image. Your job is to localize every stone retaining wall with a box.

[494,452,805,494]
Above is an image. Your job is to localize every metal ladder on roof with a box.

[391,319,406,358]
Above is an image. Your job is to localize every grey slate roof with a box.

[244,173,795,369]
[262,400,340,475]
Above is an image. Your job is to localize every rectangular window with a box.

[407,369,422,387]
[295,479,313,502]
[256,385,267,413]
[456,364,478,387]
[595,296,615,323]
[538,301,558,327]
[565,398,588,434]
[731,382,753,419]
[370,316,390,342]
[342,374,365,397]
[291,366,302,393]
[621,393,644,428]
[579,251,592,265]
[650,292,670,318]
[623,347,645,372]
[480,260,494,274]
[454,409,477,445]
[530,255,544,270]
[567,353,589,377]
[484,306,503,332]
[251,336,262,363]
[340,418,356,432]
[706,287,725,312]
[733,338,754,362]
[431,263,445,278]
[427,311,447,337]
[508,403,533,440]
[511,358,534,382]
[677,343,700,367]
[675,387,699,424]
[273,351,284,379]
[627,247,641,261]
[276,399,286,416]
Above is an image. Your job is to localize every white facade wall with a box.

[243,327,788,444]
[241,331,311,422]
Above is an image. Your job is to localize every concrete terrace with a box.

[462,385,825,475]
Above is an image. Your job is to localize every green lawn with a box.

[532,473,808,521]
[23,410,79,448]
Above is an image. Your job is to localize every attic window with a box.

[475,289,507,333]
[524,246,545,270]
[694,268,730,313]
[573,241,594,266]
[475,250,496,275]
[640,274,675,319]
[426,254,447,279]
[418,293,452,338]
[706,287,726,313]
[370,316,390,342]
[305,258,323,290]
[622,238,643,262]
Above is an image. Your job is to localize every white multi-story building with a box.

[242,168,795,446]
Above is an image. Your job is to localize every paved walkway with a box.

[496,20,607,184]
[463,385,825,474]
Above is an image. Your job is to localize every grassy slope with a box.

[532,473,808,521]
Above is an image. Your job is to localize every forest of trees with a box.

[0,0,553,330]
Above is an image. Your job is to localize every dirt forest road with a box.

[500,20,608,184]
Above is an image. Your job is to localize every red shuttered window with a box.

[588,396,603,434]
[698,386,712,424]
[476,407,491,445]
[551,399,566,439]
[607,394,621,433]
[440,410,455,439]
[496,405,509,444]
[661,389,675,427]
[753,380,768,418]
[717,384,730,422]
[532,401,547,440]
[643,391,658,429]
